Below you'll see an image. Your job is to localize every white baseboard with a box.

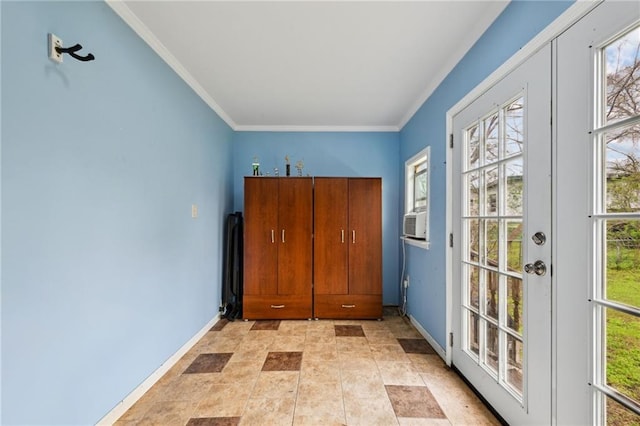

[97,314,220,425]
[409,315,447,361]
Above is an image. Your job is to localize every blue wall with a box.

[399,0,573,349]
[232,131,401,305]
[1,0,578,423]
[1,1,233,424]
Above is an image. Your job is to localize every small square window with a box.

[405,147,430,243]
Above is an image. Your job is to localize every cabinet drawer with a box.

[314,295,382,319]
[243,295,312,320]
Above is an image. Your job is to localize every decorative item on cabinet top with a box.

[249,155,312,178]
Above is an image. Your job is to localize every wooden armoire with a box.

[313,177,382,319]
[242,177,313,319]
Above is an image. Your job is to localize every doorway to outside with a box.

[447,1,640,424]
[556,2,640,424]
[451,43,552,426]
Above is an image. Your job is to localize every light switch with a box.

[191,204,198,219]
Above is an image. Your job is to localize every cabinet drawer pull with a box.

[282,229,285,243]
[352,230,356,244]
[341,304,356,308]
[271,229,275,243]
[270,304,285,309]
[341,229,345,243]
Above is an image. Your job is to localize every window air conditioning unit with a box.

[403,211,427,240]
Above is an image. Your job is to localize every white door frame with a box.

[444,0,600,406]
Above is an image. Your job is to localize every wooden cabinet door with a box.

[277,178,313,296]
[348,178,382,295]
[314,178,349,295]
[243,178,278,296]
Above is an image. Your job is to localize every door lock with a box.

[532,232,546,246]
[524,260,547,276]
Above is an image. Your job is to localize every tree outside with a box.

[602,25,640,426]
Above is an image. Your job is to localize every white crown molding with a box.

[401,0,601,131]
[235,124,400,133]
[447,0,601,120]
[105,0,238,130]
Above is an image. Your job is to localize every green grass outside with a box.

[606,246,640,425]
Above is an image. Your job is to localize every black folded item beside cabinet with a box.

[222,211,243,321]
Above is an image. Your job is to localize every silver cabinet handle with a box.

[341,304,356,308]
[271,304,285,309]
[341,229,345,243]
[282,229,285,243]
[352,230,356,244]
[271,229,275,243]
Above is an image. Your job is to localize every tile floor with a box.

[115,308,500,425]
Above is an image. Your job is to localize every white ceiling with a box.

[108,1,509,131]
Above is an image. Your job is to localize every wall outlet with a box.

[48,33,63,63]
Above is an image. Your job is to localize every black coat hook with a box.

[55,43,95,62]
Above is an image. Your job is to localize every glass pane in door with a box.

[507,276,524,335]
[505,97,524,158]
[461,94,527,403]
[506,334,524,395]
[606,219,640,307]
[604,307,640,405]
[605,123,640,214]
[604,27,640,126]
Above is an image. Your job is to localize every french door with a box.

[556,2,640,424]
[451,44,552,425]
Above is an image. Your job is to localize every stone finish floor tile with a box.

[269,335,306,351]
[343,395,399,426]
[210,319,229,331]
[156,373,218,402]
[220,360,262,384]
[136,400,198,426]
[262,351,303,371]
[420,371,501,425]
[250,320,281,331]
[116,312,499,426]
[251,371,300,399]
[187,417,241,426]
[295,381,346,422]
[335,324,366,337]
[300,358,341,384]
[385,385,446,418]
[192,382,253,418]
[377,361,426,386]
[398,338,437,354]
[240,395,296,425]
[184,353,233,374]
[341,368,388,400]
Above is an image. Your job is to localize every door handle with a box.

[271,229,275,243]
[352,230,356,244]
[341,229,345,243]
[524,260,547,276]
[282,229,285,243]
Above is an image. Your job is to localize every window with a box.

[591,24,640,425]
[405,146,430,245]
